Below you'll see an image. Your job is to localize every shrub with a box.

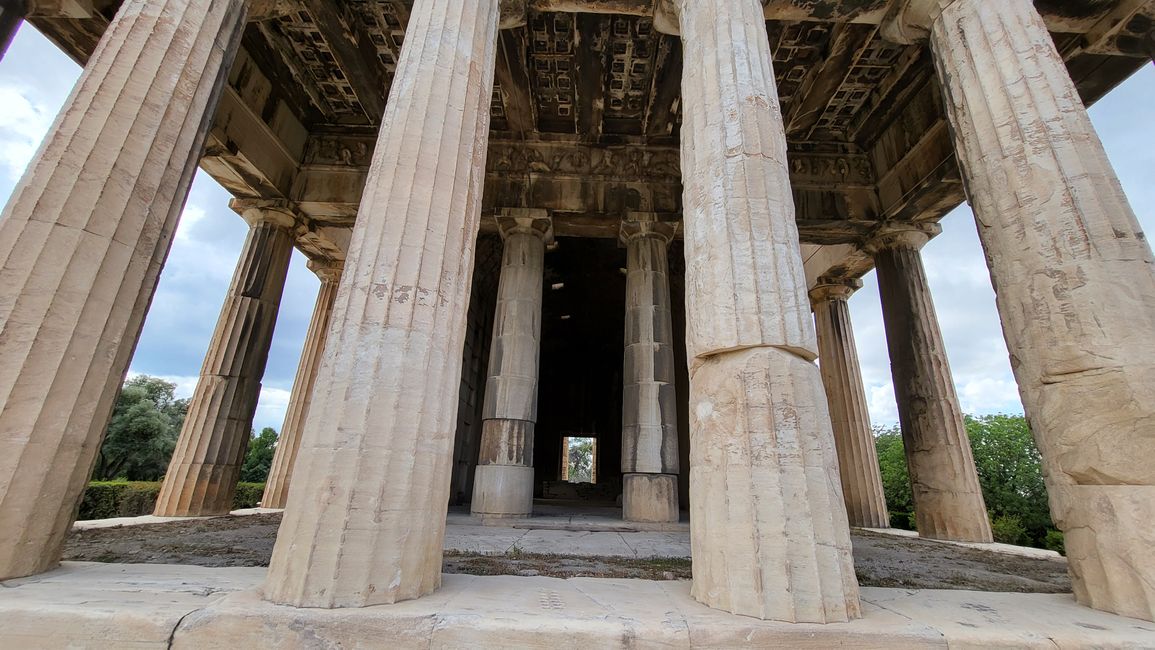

[78,481,267,520]
[233,482,266,509]
[990,513,1028,546]
[1044,529,1065,555]
[78,481,162,520]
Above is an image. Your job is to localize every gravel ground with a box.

[63,513,1071,593]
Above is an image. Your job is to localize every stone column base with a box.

[623,473,680,523]
[471,464,534,518]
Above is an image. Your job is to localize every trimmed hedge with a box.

[78,481,266,520]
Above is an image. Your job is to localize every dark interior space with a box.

[535,237,627,503]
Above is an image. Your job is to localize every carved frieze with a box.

[487,142,682,181]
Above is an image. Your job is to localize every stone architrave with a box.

[619,213,680,524]
[262,0,501,609]
[154,204,295,517]
[0,0,247,581]
[471,209,551,518]
[261,259,343,510]
[0,0,23,62]
[867,224,992,542]
[810,280,889,529]
[887,0,1155,621]
[672,0,860,623]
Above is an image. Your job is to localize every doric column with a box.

[867,225,992,542]
[809,280,889,529]
[471,209,551,518]
[0,0,23,62]
[261,259,343,510]
[619,213,679,524]
[0,0,246,581]
[263,0,500,608]
[886,0,1155,621]
[671,0,860,623]
[154,203,295,517]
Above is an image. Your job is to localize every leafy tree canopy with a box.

[240,427,278,484]
[93,375,188,481]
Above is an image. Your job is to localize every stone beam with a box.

[784,24,876,138]
[299,0,388,123]
[494,29,536,132]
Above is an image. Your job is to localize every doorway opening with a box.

[561,436,598,484]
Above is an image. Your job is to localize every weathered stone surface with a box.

[810,281,889,529]
[674,0,817,363]
[261,0,501,608]
[675,0,860,622]
[155,207,294,517]
[620,215,680,523]
[870,226,992,543]
[0,0,247,580]
[472,210,550,518]
[925,0,1155,620]
[689,348,860,623]
[621,473,679,523]
[261,260,342,509]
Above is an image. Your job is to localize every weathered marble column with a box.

[670,0,860,623]
[887,0,1155,621]
[261,259,342,509]
[0,0,246,581]
[810,280,889,529]
[0,0,23,62]
[471,210,551,518]
[868,225,992,542]
[263,0,500,608]
[154,204,295,516]
[620,214,679,523]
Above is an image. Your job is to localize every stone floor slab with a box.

[1,563,1152,648]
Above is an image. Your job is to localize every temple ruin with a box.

[0,0,1153,644]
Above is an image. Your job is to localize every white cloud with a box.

[0,83,56,181]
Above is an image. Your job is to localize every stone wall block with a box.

[262,266,341,509]
[263,0,501,608]
[929,0,1155,619]
[0,0,248,579]
[154,219,292,516]
[688,347,860,623]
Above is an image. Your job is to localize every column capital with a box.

[809,278,863,305]
[863,221,942,255]
[619,212,680,245]
[230,198,301,230]
[881,0,963,44]
[498,0,526,29]
[495,208,553,243]
[306,258,344,284]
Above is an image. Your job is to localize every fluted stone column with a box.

[471,210,551,518]
[887,0,1155,621]
[0,0,246,580]
[620,214,679,523]
[263,0,500,608]
[261,259,342,509]
[670,0,860,623]
[155,204,295,516]
[0,0,23,63]
[868,225,992,542]
[810,280,889,529]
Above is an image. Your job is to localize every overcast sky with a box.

[0,25,1151,434]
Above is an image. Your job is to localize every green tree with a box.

[965,414,1052,545]
[874,426,914,529]
[567,438,594,483]
[93,375,188,481]
[874,414,1056,546]
[240,427,278,483]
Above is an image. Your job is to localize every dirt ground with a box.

[63,513,1071,593]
